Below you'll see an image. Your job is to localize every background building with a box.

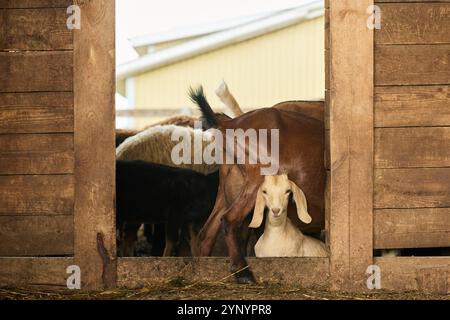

[116,1,324,129]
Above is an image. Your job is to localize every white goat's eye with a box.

[262,190,267,194]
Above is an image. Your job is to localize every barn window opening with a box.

[114,0,328,259]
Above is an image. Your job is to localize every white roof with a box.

[129,11,277,49]
[117,0,324,80]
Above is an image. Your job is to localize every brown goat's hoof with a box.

[236,275,256,285]
[234,269,256,284]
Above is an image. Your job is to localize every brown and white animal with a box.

[115,115,198,147]
[190,87,326,283]
[250,174,327,258]
[116,124,218,174]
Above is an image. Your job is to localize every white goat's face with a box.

[260,175,292,218]
[249,174,311,229]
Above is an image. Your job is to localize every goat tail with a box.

[216,80,244,117]
[189,86,219,129]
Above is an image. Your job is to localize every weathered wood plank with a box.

[73,0,116,290]
[324,89,330,130]
[328,0,374,291]
[417,266,449,294]
[375,168,450,208]
[0,51,72,92]
[0,92,73,133]
[0,0,72,8]
[324,170,330,249]
[376,3,450,44]
[375,85,450,127]
[0,175,74,215]
[325,49,330,91]
[375,45,450,86]
[118,257,329,288]
[0,257,73,288]
[374,257,450,293]
[0,215,73,256]
[375,127,450,168]
[324,129,330,170]
[0,8,72,50]
[0,134,74,174]
[374,208,450,249]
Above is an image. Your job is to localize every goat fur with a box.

[116,124,218,174]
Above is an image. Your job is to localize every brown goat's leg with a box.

[198,185,227,256]
[222,187,259,284]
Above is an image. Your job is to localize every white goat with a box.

[116,124,218,174]
[249,174,328,257]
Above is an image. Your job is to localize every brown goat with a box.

[191,88,325,283]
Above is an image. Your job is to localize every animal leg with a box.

[163,223,179,257]
[198,184,227,256]
[120,223,140,257]
[222,186,259,284]
[148,223,165,256]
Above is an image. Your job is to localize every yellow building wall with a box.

[132,16,324,128]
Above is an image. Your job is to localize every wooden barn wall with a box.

[0,1,75,257]
[373,0,450,250]
[0,0,116,291]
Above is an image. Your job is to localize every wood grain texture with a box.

[374,257,450,293]
[325,49,330,90]
[324,170,331,249]
[0,8,72,50]
[0,215,73,256]
[376,3,450,44]
[0,175,74,215]
[0,1,72,8]
[0,134,74,174]
[375,45,450,86]
[375,127,450,168]
[324,129,330,170]
[374,208,450,249]
[416,266,449,294]
[118,257,329,288]
[0,92,73,133]
[324,89,330,130]
[375,168,450,208]
[0,257,73,288]
[0,51,72,92]
[73,0,116,290]
[328,0,374,291]
[375,85,450,127]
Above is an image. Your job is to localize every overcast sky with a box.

[116,0,313,64]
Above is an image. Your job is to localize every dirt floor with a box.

[0,281,449,300]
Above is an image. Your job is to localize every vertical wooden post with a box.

[73,0,116,290]
[328,0,374,291]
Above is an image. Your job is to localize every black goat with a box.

[116,160,219,256]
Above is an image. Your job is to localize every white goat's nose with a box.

[272,208,280,214]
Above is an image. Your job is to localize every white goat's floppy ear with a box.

[290,180,312,224]
[249,186,265,228]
